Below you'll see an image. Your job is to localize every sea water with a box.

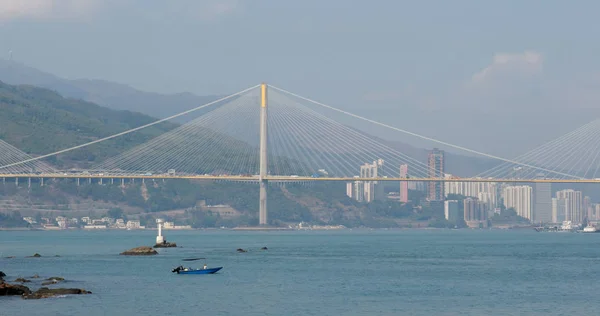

[1,229,600,315]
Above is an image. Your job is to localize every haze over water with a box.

[2,229,600,315]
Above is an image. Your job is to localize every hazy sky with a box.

[1,0,599,157]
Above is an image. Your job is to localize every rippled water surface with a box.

[1,229,600,315]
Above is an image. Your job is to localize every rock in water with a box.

[26,253,41,258]
[42,277,65,286]
[0,283,32,296]
[261,247,268,250]
[120,246,158,256]
[14,278,31,283]
[236,248,247,253]
[23,287,92,300]
[153,241,177,248]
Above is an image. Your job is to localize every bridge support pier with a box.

[40,178,44,187]
[259,83,268,226]
[77,178,80,186]
[15,178,18,187]
[28,177,31,188]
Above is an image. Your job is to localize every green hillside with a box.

[0,81,177,168]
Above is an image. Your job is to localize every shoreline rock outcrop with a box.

[1,273,91,299]
[0,282,32,296]
[120,246,158,256]
[153,241,177,248]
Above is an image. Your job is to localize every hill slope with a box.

[0,81,177,168]
[0,59,220,121]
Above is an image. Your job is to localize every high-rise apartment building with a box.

[533,176,552,224]
[552,197,567,223]
[463,197,488,227]
[444,200,461,224]
[555,189,583,224]
[502,186,533,220]
[399,164,408,203]
[427,148,444,201]
[584,196,591,220]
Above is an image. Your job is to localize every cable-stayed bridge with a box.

[1,83,600,224]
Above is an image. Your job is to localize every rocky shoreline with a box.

[1,271,91,300]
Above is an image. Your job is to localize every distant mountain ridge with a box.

[0,59,221,121]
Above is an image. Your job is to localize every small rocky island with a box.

[120,246,158,256]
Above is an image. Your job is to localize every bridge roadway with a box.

[0,173,598,183]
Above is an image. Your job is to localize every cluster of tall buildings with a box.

[446,180,598,225]
[397,148,446,203]
[344,147,600,226]
[346,159,385,202]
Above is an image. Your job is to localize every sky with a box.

[1,0,600,157]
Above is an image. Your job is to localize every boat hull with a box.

[176,267,222,274]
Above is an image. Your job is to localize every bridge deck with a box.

[0,174,596,183]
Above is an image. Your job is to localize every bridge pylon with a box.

[259,83,268,225]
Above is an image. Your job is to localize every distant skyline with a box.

[1,0,600,157]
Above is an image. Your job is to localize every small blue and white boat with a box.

[172,266,222,274]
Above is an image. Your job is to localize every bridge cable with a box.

[269,85,583,180]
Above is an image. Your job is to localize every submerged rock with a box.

[23,287,92,300]
[26,253,41,258]
[261,247,268,250]
[31,274,40,279]
[120,246,158,256]
[236,248,247,253]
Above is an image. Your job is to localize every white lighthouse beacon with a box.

[156,219,165,245]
